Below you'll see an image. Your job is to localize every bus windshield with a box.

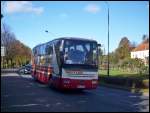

[63,40,98,65]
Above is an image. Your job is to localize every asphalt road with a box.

[1,73,149,112]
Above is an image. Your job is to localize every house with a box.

[131,39,149,65]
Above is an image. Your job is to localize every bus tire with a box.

[32,71,38,81]
[48,77,54,88]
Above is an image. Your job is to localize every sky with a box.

[1,1,149,53]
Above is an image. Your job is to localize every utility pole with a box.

[105,1,110,77]
[1,14,4,68]
[1,14,3,19]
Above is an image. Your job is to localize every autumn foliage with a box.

[1,23,31,68]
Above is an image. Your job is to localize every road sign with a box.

[1,46,5,56]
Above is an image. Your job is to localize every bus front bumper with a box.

[61,78,98,89]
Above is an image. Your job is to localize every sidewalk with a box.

[1,68,18,73]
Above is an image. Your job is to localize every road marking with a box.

[1,104,42,108]
[1,73,19,77]
[77,100,87,103]
[19,74,33,80]
[11,104,40,107]
[55,102,62,106]
[45,104,51,107]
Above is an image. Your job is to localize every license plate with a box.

[77,85,85,88]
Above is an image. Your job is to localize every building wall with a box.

[131,50,149,59]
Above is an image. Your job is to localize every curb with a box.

[99,82,149,96]
[143,93,149,96]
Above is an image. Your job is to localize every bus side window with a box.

[34,48,37,56]
[45,44,53,65]
[46,44,53,55]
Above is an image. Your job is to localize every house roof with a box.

[132,41,149,52]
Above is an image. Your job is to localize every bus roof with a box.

[33,37,97,49]
[53,37,97,42]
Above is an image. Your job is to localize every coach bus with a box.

[31,37,100,90]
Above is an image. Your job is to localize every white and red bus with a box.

[31,37,100,90]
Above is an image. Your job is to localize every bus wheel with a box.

[32,71,38,81]
[33,76,38,81]
[48,78,54,88]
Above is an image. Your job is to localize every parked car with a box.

[18,64,32,74]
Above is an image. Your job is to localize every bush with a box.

[141,66,149,75]
[142,79,149,88]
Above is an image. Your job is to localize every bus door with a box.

[49,44,61,87]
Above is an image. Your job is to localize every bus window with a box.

[63,40,98,65]
[45,44,53,55]
[45,44,53,65]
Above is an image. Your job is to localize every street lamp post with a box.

[1,13,4,68]
[105,1,110,77]
[45,30,58,37]
[1,14,3,19]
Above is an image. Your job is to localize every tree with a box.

[107,37,134,70]
[1,23,16,67]
[115,37,131,60]
[1,23,31,68]
[109,52,118,64]
[130,41,137,49]
[142,34,148,42]
[118,37,130,48]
